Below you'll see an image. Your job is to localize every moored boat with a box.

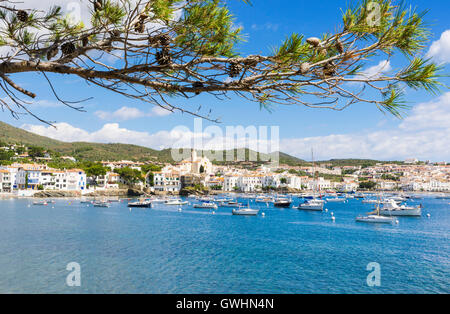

[295,199,324,211]
[33,200,48,206]
[232,208,259,216]
[378,199,422,216]
[193,202,218,209]
[128,200,152,208]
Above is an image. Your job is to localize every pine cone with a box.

[47,46,59,60]
[323,61,336,77]
[192,82,204,95]
[228,61,242,78]
[81,36,89,47]
[300,62,311,74]
[155,49,171,66]
[94,0,102,12]
[17,10,28,22]
[335,40,344,54]
[306,37,321,47]
[135,22,145,33]
[61,42,76,55]
[149,34,171,47]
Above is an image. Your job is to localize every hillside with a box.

[0,122,304,164]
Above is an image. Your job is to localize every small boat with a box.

[326,197,347,203]
[33,200,48,206]
[295,199,324,211]
[356,194,395,223]
[93,201,110,208]
[128,200,152,208]
[232,208,259,216]
[378,199,422,217]
[355,215,394,224]
[274,198,292,207]
[219,201,241,208]
[80,200,92,204]
[164,199,188,205]
[362,199,378,204]
[193,202,218,209]
[255,196,274,203]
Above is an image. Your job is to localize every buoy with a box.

[331,212,334,216]
[27,204,31,208]
[395,220,399,224]
[212,211,215,215]
[427,213,430,218]
[325,208,328,212]
[178,207,182,212]
[331,216,336,221]
[262,212,265,217]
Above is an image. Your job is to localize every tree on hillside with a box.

[84,162,108,187]
[114,166,142,186]
[28,146,45,158]
[0,0,443,125]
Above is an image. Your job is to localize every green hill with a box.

[0,122,304,164]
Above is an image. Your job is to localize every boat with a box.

[128,200,152,208]
[33,200,48,205]
[219,201,241,208]
[325,197,346,203]
[296,199,324,211]
[355,215,395,223]
[378,199,422,217]
[255,196,274,203]
[356,195,394,223]
[80,199,92,204]
[362,199,378,204]
[164,199,188,205]
[193,202,218,209]
[274,198,292,207]
[232,208,259,216]
[93,201,110,208]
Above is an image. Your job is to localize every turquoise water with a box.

[0,196,448,293]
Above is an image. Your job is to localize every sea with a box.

[0,195,448,293]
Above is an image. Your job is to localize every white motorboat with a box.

[362,199,378,204]
[255,196,274,203]
[232,208,259,216]
[93,201,110,208]
[378,199,422,216]
[219,201,241,208]
[325,197,346,203]
[164,199,188,205]
[355,215,394,223]
[193,202,218,209]
[33,200,48,205]
[296,199,324,211]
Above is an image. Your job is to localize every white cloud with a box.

[356,60,392,80]
[280,93,450,161]
[95,106,172,120]
[426,30,450,64]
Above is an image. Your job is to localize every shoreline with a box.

[0,190,448,199]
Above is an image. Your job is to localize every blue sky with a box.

[2,0,450,161]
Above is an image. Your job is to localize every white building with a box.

[0,169,11,192]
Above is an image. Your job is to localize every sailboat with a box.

[296,149,324,211]
[356,194,394,223]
